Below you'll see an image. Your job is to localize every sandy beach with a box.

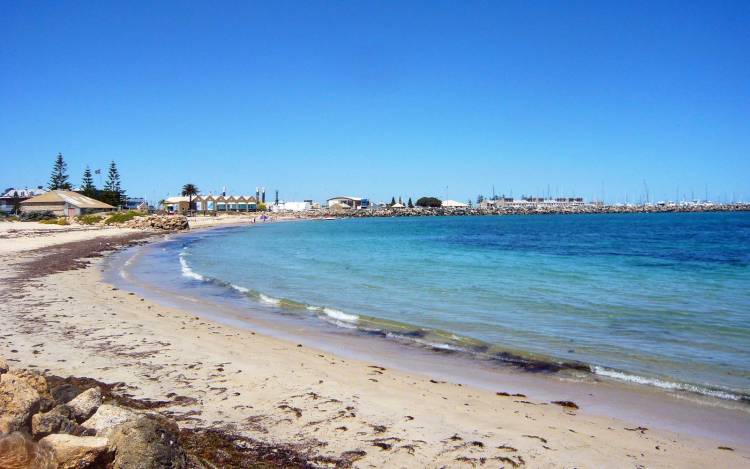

[1,220,749,468]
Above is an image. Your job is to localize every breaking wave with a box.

[592,366,746,402]
[179,252,205,281]
[259,293,281,305]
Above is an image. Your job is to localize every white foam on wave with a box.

[259,293,281,306]
[321,307,359,323]
[592,366,740,401]
[231,284,249,293]
[178,253,204,281]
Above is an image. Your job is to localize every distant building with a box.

[441,199,468,208]
[125,197,148,211]
[478,196,588,208]
[20,190,114,217]
[271,201,312,212]
[0,186,46,213]
[327,196,369,209]
[164,194,258,214]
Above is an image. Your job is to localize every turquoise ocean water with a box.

[151,213,750,401]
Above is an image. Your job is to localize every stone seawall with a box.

[278,203,750,219]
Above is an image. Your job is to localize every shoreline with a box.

[118,224,750,407]
[2,222,749,467]
[109,227,750,444]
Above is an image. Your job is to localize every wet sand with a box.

[1,222,749,467]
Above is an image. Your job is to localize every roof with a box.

[164,196,190,203]
[391,203,405,208]
[20,190,114,209]
[327,196,362,202]
[1,187,46,198]
[442,199,469,207]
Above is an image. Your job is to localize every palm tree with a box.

[181,183,199,213]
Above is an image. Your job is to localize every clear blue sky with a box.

[1,1,748,204]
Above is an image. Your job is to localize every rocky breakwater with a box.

[123,214,189,231]
[310,202,750,218]
[0,358,186,469]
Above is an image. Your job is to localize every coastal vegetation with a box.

[17,210,56,222]
[416,196,442,208]
[76,214,104,225]
[39,217,69,225]
[104,211,141,224]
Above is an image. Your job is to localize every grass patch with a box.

[77,214,104,225]
[39,217,69,225]
[105,211,142,224]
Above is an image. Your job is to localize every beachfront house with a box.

[163,194,259,214]
[0,186,46,214]
[163,196,191,214]
[327,196,369,210]
[19,190,115,217]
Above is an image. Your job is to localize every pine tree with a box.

[81,166,97,198]
[103,161,125,207]
[390,196,396,206]
[11,191,21,214]
[48,153,72,190]
[407,197,413,208]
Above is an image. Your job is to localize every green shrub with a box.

[19,210,56,221]
[105,211,141,224]
[77,214,104,225]
[39,217,69,225]
[416,197,442,208]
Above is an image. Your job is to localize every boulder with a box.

[67,387,102,421]
[0,431,57,469]
[109,415,187,468]
[0,356,8,375]
[0,369,53,434]
[39,434,109,469]
[124,215,189,231]
[82,404,138,437]
[31,405,81,438]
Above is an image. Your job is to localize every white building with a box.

[0,187,46,213]
[441,199,469,208]
[271,201,311,212]
[327,196,369,209]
